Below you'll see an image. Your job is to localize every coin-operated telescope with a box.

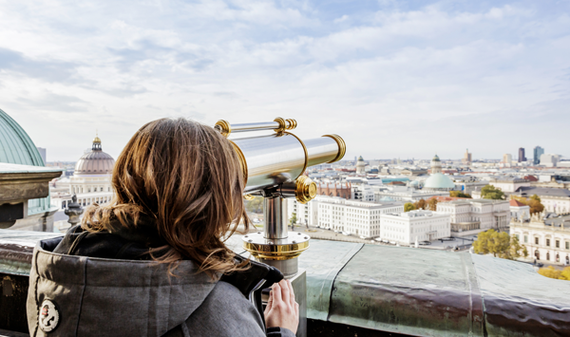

[215,117,345,337]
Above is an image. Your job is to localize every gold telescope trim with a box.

[285,118,297,130]
[295,175,317,204]
[243,241,310,260]
[273,117,287,132]
[283,131,308,178]
[229,140,248,186]
[323,134,346,163]
[215,119,231,137]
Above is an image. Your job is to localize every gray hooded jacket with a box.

[26,237,294,337]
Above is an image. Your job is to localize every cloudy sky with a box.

[1,0,569,162]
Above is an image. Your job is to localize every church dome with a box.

[424,173,455,189]
[74,136,115,175]
[432,154,440,162]
[0,108,54,216]
[0,108,45,166]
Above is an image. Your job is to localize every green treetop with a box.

[480,185,505,200]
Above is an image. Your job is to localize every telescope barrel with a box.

[230,133,345,193]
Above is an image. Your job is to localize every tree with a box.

[450,191,472,198]
[289,212,297,230]
[537,266,570,281]
[480,185,505,200]
[472,229,528,259]
[427,198,438,211]
[404,203,416,212]
[512,195,545,214]
[561,267,570,281]
[414,199,427,210]
[538,266,562,279]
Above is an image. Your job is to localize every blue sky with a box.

[1,0,569,161]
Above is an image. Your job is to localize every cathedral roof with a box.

[424,173,455,189]
[0,108,55,215]
[74,136,115,175]
[0,108,45,166]
[432,154,440,162]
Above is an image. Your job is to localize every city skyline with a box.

[1,0,569,161]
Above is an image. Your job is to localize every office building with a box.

[518,148,526,162]
[380,210,451,245]
[533,146,544,165]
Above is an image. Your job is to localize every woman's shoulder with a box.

[184,280,266,336]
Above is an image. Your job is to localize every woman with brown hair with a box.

[27,118,298,337]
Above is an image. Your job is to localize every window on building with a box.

[546,239,550,247]
[556,240,560,248]
[524,235,528,243]
[566,242,569,250]
[535,237,539,245]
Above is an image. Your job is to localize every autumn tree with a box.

[473,229,528,260]
[538,266,570,281]
[538,266,562,279]
[481,185,505,200]
[414,199,427,210]
[450,191,472,198]
[512,194,545,214]
[428,198,438,211]
[404,203,416,212]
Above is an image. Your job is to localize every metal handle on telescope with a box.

[215,117,297,137]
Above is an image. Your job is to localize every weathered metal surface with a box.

[298,240,363,321]
[328,245,484,337]
[0,230,61,275]
[1,231,570,336]
[471,254,570,337]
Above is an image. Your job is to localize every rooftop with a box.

[515,186,570,198]
[2,231,569,336]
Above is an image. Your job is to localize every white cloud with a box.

[0,0,569,161]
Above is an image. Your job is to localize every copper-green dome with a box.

[0,108,45,166]
[432,154,440,162]
[0,108,55,215]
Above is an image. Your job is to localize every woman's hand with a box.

[264,279,299,334]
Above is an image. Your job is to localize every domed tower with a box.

[0,108,60,231]
[74,135,115,175]
[68,134,115,207]
[356,155,366,174]
[424,154,455,191]
[431,154,442,174]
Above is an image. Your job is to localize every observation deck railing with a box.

[1,230,570,337]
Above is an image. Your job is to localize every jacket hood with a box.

[27,236,218,337]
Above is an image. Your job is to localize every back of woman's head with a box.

[83,118,249,275]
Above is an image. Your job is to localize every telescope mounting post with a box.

[214,117,346,337]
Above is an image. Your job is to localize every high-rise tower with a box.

[533,146,544,165]
[518,148,526,162]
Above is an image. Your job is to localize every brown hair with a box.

[82,118,250,276]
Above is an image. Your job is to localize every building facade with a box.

[462,149,472,165]
[533,146,544,165]
[380,210,451,245]
[509,199,530,222]
[436,199,511,233]
[51,136,115,209]
[316,197,404,237]
[510,213,570,265]
[518,148,526,162]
